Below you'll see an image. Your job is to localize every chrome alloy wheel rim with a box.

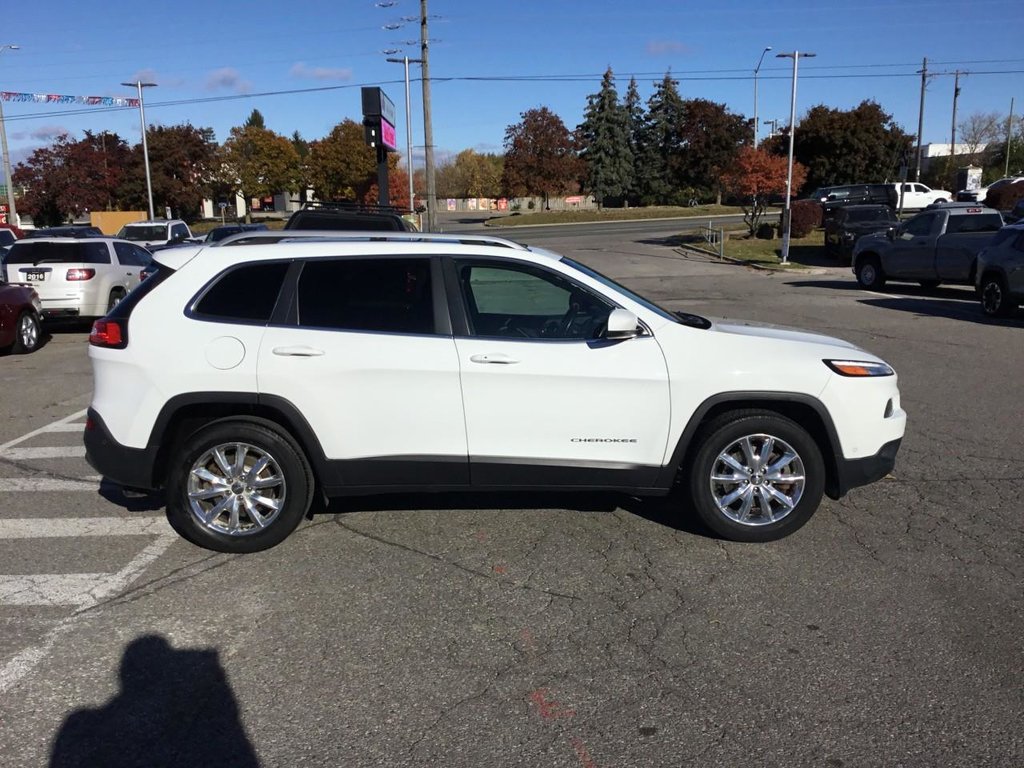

[981,282,1003,315]
[186,442,286,536]
[709,434,805,526]
[18,315,38,349]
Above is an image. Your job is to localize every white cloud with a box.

[205,67,251,93]
[289,62,353,81]
[10,125,69,142]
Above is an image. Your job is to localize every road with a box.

[1,221,1022,767]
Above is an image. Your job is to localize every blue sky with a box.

[2,0,1023,170]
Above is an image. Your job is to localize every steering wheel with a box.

[555,306,579,338]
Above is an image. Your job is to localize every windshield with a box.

[560,256,683,324]
[119,225,168,241]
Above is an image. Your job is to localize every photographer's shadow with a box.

[50,634,258,768]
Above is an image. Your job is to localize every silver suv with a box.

[4,237,152,320]
[977,222,1024,317]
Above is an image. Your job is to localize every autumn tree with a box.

[677,99,749,203]
[436,149,503,199]
[120,124,217,220]
[777,100,912,192]
[958,111,1002,158]
[365,154,411,210]
[13,131,132,225]
[576,68,633,207]
[721,147,807,236]
[501,107,582,206]
[306,119,376,202]
[635,73,685,205]
[221,123,301,221]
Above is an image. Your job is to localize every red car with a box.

[0,279,42,354]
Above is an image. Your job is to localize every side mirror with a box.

[887,227,897,241]
[605,308,641,340]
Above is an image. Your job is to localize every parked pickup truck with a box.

[851,203,1004,290]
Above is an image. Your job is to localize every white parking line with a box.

[0,517,167,538]
[0,478,98,493]
[1,446,87,460]
[0,409,88,452]
[40,423,87,434]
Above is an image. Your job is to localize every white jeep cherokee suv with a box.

[84,233,906,553]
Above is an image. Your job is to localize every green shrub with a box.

[755,223,776,240]
[789,199,822,238]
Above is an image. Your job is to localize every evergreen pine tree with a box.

[577,68,633,208]
[623,77,645,206]
[638,73,685,205]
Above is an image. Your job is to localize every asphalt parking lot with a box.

[1,225,1022,767]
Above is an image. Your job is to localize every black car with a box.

[284,201,418,232]
[201,223,269,243]
[824,205,899,263]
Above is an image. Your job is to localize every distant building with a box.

[919,142,989,172]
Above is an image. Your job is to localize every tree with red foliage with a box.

[501,107,582,207]
[721,147,807,236]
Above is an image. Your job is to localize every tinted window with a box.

[119,225,168,241]
[113,242,151,266]
[846,208,894,224]
[297,258,434,334]
[944,214,1003,234]
[903,214,936,237]
[287,212,405,231]
[171,224,188,240]
[5,241,111,265]
[459,262,612,340]
[193,261,289,322]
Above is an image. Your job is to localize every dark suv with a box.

[284,201,418,232]
[823,205,899,263]
[809,184,898,218]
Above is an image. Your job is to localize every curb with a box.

[673,245,831,275]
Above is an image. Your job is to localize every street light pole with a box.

[777,51,815,264]
[387,55,423,214]
[419,0,437,231]
[753,46,772,146]
[121,80,157,220]
[0,44,20,226]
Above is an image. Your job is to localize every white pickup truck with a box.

[893,182,951,210]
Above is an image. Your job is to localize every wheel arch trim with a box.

[657,391,846,498]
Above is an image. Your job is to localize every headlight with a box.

[824,359,895,377]
[843,232,856,239]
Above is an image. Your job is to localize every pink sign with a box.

[380,119,397,151]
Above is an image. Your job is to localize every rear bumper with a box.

[830,438,901,499]
[84,408,160,491]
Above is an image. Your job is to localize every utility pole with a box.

[914,57,927,182]
[950,70,962,170]
[420,0,437,232]
[1006,97,1015,177]
[777,50,815,265]
[0,44,20,226]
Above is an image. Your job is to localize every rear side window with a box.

[192,261,289,323]
[5,241,111,264]
[944,214,1003,234]
[296,258,434,334]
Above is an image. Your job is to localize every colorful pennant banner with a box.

[0,91,140,107]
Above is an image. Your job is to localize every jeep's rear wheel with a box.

[687,411,825,542]
[166,420,313,553]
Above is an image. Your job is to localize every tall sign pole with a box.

[420,0,437,231]
[915,58,927,182]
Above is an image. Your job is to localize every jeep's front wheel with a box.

[687,411,825,542]
[166,420,313,553]
[856,255,886,290]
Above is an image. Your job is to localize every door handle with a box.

[272,345,325,357]
[470,353,519,365]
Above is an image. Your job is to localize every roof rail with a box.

[214,229,529,250]
[290,199,414,215]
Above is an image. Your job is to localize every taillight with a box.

[67,268,96,281]
[90,319,125,348]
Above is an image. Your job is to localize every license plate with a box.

[23,270,47,281]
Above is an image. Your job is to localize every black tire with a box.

[856,255,886,290]
[165,420,314,553]
[980,274,1019,318]
[686,410,825,542]
[107,288,127,313]
[918,280,941,290]
[11,311,41,354]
